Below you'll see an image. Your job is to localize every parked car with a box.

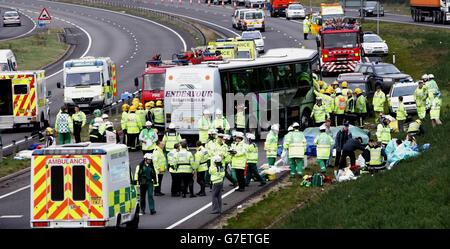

[3,10,21,27]
[388,81,418,115]
[362,32,389,56]
[354,62,413,93]
[286,3,306,20]
[359,1,384,17]
[240,30,265,53]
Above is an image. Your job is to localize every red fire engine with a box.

[140,51,223,105]
[318,17,362,74]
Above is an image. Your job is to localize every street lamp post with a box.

[377,0,380,34]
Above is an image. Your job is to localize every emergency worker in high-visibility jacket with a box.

[314,125,334,173]
[264,124,279,166]
[283,122,306,177]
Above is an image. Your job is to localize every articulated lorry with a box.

[410,0,450,24]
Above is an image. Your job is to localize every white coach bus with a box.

[164,48,319,138]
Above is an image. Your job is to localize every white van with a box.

[0,49,18,71]
[30,143,140,228]
[241,10,265,32]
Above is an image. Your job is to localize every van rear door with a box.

[0,75,14,128]
[32,156,104,226]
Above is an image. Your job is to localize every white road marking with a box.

[0,185,30,200]
[0,215,23,219]
[166,187,238,229]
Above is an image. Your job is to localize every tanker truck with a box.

[410,0,450,24]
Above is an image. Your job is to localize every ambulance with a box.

[208,38,258,59]
[0,70,49,129]
[30,143,140,228]
[58,57,117,110]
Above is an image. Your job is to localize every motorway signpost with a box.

[37,7,52,28]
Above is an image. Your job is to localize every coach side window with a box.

[294,63,312,87]
[230,69,254,94]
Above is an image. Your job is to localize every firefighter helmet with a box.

[122,104,129,112]
[129,105,137,112]
[341,81,348,88]
[354,88,362,95]
[145,102,152,109]
[45,127,54,135]
[156,100,163,107]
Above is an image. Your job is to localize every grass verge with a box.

[0,157,30,178]
[224,21,450,229]
[0,29,69,70]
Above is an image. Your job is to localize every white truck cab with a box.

[0,49,18,72]
[58,57,117,110]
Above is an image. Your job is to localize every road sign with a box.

[37,20,47,28]
[38,8,52,21]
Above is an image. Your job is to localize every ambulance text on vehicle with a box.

[208,38,258,59]
[164,48,319,138]
[0,70,49,129]
[59,57,117,110]
[30,143,140,228]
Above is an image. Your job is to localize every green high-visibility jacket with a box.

[355,95,367,114]
[334,95,347,114]
[162,132,182,152]
[136,109,147,128]
[369,147,382,165]
[303,19,311,33]
[311,104,328,123]
[153,146,167,172]
[121,112,128,130]
[430,97,441,119]
[314,132,334,160]
[198,117,211,143]
[284,130,306,158]
[235,111,245,129]
[125,113,140,134]
[231,141,247,169]
[322,94,334,113]
[167,150,178,173]
[175,148,194,173]
[151,107,164,124]
[139,128,158,151]
[376,124,391,144]
[194,146,209,172]
[246,143,258,164]
[407,121,420,133]
[396,102,407,121]
[72,111,86,126]
[264,130,278,158]
[209,164,225,184]
[346,96,355,113]
[212,117,230,133]
[373,90,386,112]
[414,87,427,107]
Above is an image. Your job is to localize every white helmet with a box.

[288,125,293,132]
[246,133,255,140]
[214,155,222,163]
[270,124,280,132]
[215,109,223,115]
[144,153,153,160]
[428,74,434,79]
[106,123,114,129]
[223,134,231,140]
[203,109,210,115]
[234,131,244,138]
[208,128,218,135]
[319,124,327,131]
[335,88,342,94]
[292,122,300,128]
[421,74,429,80]
[102,114,109,119]
[145,121,152,127]
[312,73,319,81]
[168,123,176,129]
[92,123,100,129]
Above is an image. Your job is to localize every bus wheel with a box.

[300,109,312,130]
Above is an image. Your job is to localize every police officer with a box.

[373,83,386,123]
[72,105,86,143]
[194,141,209,196]
[210,155,225,214]
[176,141,196,198]
[134,153,158,215]
[213,109,230,134]
[235,103,246,133]
[105,123,120,144]
[216,133,237,187]
[230,131,247,191]
[245,133,266,187]
[151,100,165,131]
[283,122,306,177]
[205,129,218,188]
[396,96,407,133]
[153,140,167,196]
[376,118,392,146]
[162,123,182,154]
[100,114,113,136]
[89,123,104,143]
[414,80,428,120]
[264,124,279,166]
[303,16,311,40]
[366,139,387,173]
[168,143,181,197]
[198,109,212,145]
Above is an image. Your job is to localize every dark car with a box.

[354,62,413,93]
[337,72,374,112]
[359,1,384,17]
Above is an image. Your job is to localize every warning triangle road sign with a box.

[38,8,52,21]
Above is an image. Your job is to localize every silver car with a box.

[3,11,21,27]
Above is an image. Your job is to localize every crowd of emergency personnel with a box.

[41,68,442,215]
